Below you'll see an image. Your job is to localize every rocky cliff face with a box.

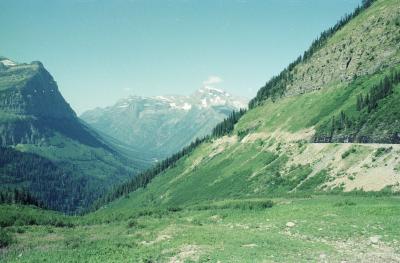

[284,0,400,97]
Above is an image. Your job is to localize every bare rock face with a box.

[284,2,400,97]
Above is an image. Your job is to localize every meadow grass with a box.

[1,195,399,262]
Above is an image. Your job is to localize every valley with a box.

[1,0,400,262]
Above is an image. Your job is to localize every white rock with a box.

[369,235,381,244]
[286,222,296,227]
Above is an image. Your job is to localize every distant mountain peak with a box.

[198,86,227,95]
[192,86,247,109]
[104,87,247,114]
[81,87,248,159]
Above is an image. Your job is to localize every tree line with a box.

[0,147,100,213]
[249,0,376,109]
[0,188,43,207]
[212,109,247,137]
[356,70,400,112]
[316,68,400,142]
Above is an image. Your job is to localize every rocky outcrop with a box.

[285,1,400,96]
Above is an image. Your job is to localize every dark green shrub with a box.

[0,228,13,248]
[342,148,357,159]
[64,236,82,249]
[334,200,357,207]
[297,170,328,191]
[167,206,182,212]
[0,215,15,227]
[16,227,25,234]
[259,200,274,209]
[52,219,73,228]
[374,147,392,157]
[127,219,143,229]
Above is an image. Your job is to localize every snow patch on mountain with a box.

[0,58,17,67]
[80,87,248,161]
[107,87,247,113]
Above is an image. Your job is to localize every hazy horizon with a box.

[0,0,361,114]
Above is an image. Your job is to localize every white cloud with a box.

[203,76,223,86]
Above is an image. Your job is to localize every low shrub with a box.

[342,147,357,159]
[0,228,13,248]
[167,206,182,212]
[334,200,357,207]
[64,236,83,249]
[374,147,392,158]
[192,200,274,211]
[127,219,144,229]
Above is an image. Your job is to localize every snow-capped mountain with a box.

[80,87,247,160]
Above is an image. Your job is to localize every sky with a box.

[0,0,361,114]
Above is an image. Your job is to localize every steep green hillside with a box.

[0,58,141,213]
[93,0,400,210]
[251,0,400,107]
[99,73,400,211]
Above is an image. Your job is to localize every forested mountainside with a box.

[0,57,141,213]
[81,87,247,161]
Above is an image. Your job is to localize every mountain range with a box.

[1,0,400,261]
[81,87,247,161]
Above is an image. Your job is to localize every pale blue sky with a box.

[0,0,361,114]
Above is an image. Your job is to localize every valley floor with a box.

[1,195,400,262]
